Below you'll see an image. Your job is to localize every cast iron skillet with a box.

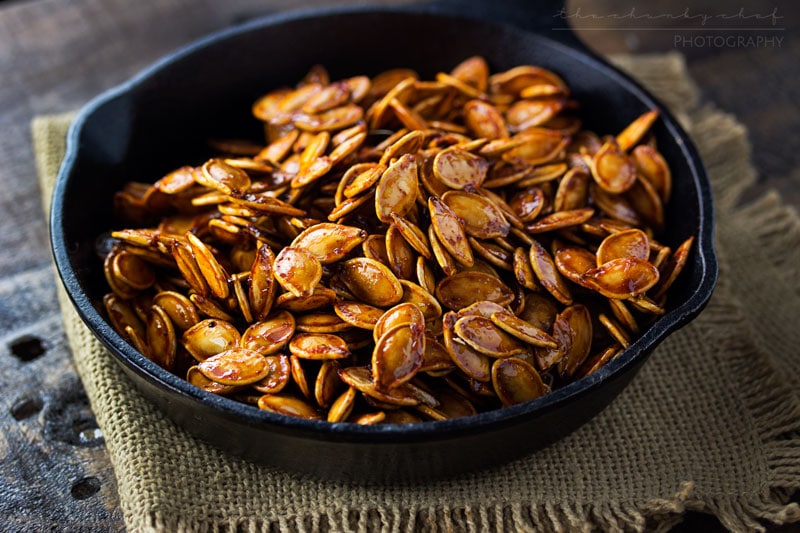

[51,0,717,482]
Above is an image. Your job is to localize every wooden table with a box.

[1,0,796,530]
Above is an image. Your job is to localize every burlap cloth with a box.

[33,54,800,532]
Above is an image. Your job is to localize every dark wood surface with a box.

[0,0,796,531]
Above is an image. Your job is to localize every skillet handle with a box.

[419,0,585,49]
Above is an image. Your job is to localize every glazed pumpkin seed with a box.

[232,274,254,324]
[273,246,322,297]
[147,304,177,370]
[492,357,549,407]
[616,109,659,152]
[463,100,508,140]
[442,190,510,239]
[275,286,337,312]
[555,305,593,378]
[468,237,513,272]
[182,319,241,362]
[390,214,432,260]
[249,244,276,321]
[553,245,597,289]
[505,98,564,131]
[502,128,568,166]
[419,336,455,372]
[198,158,251,195]
[379,129,425,166]
[327,191,373,222]
[626,174,665,231]
[289,355,311,399]
[398,280,441,322]
[554,168,590,212]
[435,271,514,310]
[257,128,299,163]
[303,83,349,114]
[240,311,295,355]
[515,162,568,187]
[353,411,387,424]
[512,247,539,291]
[385,223,416,280]
[456,300,507,320]
[431,387,475,419]
[327,386,358,422]
[599,313,631,349]
[251,354,291,394]
[629,295,666,315]
[451,55,489,92]
[111,250,155,291]
[187,365,239,395]
[490,309,557,348]
[575,344,623,379]
[608,298,640,334]
[633,145,672,202]
[338,257,403,307]
[338,366,419,406]
[171,239,209,297]
[429,196,474,266]
[342,163,385,199]
[228,192,306,217]
[362,234,390,264]
[432,147,488,190]
[416,256,437,294]
[526,208,595,234]
[315,360,343,407]
[290,223,367,264]
[427,224,458,276]
[652,236,694,299]
[489,65,568,97]
[258,394,322,420]
[154,166,197,194]
[189,293,236,322]
[375,153,419,224]
[334,301,385,330]
[104,294,145,347]
[198,347,269,386]
[442,312,491,382]
[529,240,573,305]
[596,229,650,265]
[372,323,425,389]
[454,315,528,358]
[591,139,637,194]
[293,103,364,132]
[585,257,660,299]
[295,312,351,333]
[591,183,642,226]
[289,333,350,360]
[373,302,426,342]
[508,187,545,223]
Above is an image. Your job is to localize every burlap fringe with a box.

[732,192,800,295]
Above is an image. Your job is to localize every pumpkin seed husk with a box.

[258,394,322,420]
[289,333,350,360]
[492,357,550,406]
[198,347,269,386]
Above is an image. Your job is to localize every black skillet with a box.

[51,0,717,482]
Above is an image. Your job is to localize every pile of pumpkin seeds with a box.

[101,57,694,424]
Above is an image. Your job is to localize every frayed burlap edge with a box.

[35,53,800,532]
